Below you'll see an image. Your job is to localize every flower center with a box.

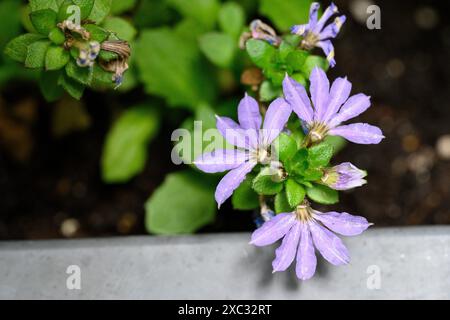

[256,147,271,164]
[295,203,313,222]
[301,32,319,50]
[308,122,329,143]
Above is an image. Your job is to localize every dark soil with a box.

[0,0,449,240]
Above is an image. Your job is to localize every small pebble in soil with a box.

[60,218,80,238]
[435,134,450,160]
[414,6,439,30]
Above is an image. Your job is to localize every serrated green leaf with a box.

[302,55,329,77]
[259,0,313,32]
[286,148,308,174]
[101,105,159,183]
[145,170,216,234]
[84,24,109,42]
[58,72,85,99]
[4,33,45,63]
[273,133,297,163]
[73,0,95,19]
[135,28,216,110]
[306,184,339,205]
[274,192,294,213]
[232,176,259,210]
[218,2,245,38]
[302,167,323,181]
[252,168,284,195]
[245,39,276,68]
[49,27,66,45]
[25,40,51,68]
[167,0,220,30]
[102,16,137,42]
[88,0,112,23]
[30,9,57,35]
[286,50,308,71]
[29,0,59,12]
[285,178,305,207]
[39,70,64,102]
[308,142,333,167]
[65,60,93,85]
[45,45,70,70]
[199,32,235,68]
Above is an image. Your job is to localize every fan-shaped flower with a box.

[250,203,371,280]
[283,67,384,145]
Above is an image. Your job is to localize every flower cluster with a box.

[195,1,384,281]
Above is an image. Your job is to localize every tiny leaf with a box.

[4,33,45,63]
[306,184,339,205]
[274,192,294,214]
[274,133,297,163]
[30,9,57,35]
[245,39,276,68]
[252,168,284,195]
[308,142,333,167]
[285,179,305,207]
[45,45,70,70]
[25,40,51,68]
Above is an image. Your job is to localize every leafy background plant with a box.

[0,0,448,239]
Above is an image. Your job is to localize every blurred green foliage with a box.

[1,0,345,235]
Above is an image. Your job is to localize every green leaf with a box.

[252,168,283,195]
[306,184,339,205]
[274,133,297,163]
[308,142,333,167]
[39,70,64,102]
[274,192,294,214]
[73,0,95,19]
[65,60,93,85]
[232,176,259,210]
[302,55,329,77]
[286,50,308,72]
[145,171,216,234]
[135,28,216,109]
[98,50,118,61]
[48,27,66,45]
[101,105,160,183]
[324,135,347,155]
[259,0,313,32]
[88,0,112,23]
[287,148,308,174]
[302,167,323,181]
[259,80,281,102]
[291,72,307,87]
[29,0,59,12]
[45,45,70,70]
[167,0,220,30]
[199,32,235,68]
[25,40,51,68]
[102,16,137,42]
[4,33,45,63]
[30,9,57,35]
[111,0,136,14]
[84,24,109,42]
[218,2,245,38]
[285,179,305,207]
[58,73,85,99]
[245,39,276,68]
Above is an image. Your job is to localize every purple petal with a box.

[309,220,350,265]
[238,93,262,131]
[216,115,253,149]
[290,23,309,36]
[329,123,385,144]
[313,2,338,33]
[282,75,314,124]
[296,223,317,280]
[250,213,296,246]
[328,93,371,128]
[215,160,256,208]
[310,67,330,121]
[261,98,292,146]
[321,76,352,123]
[194,149,248,173]
[319,15,346,40]
[313,211,371,236]
[308,2,320,28]
[272,221,302,272]
[316,40,336,68]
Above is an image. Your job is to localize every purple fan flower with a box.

[321,162,367,190]
[194,94,291,208]
[291,2,346,67]
[250,204,371,280]
[283,67,385,145]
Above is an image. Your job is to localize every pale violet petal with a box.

[238,93,262,131]
[313,211,372,236]
[295,223,317,280]
[310,66,330,121]
[272,221,302,272]
[261,98,292,146]
[282,75,314,124]
[321,76,352,123]
[328,93,371,128]
[250,213,296,246]
[194,149,248,173]
[329,123,385,144]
